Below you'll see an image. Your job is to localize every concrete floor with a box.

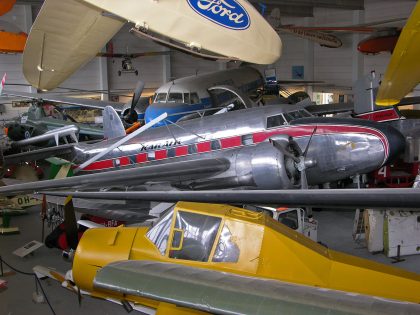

[1,206,420,315]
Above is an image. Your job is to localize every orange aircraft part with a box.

[358,34,400,54]
[125,122,141,135]
[0,0,16,16]
[0,31,27,53]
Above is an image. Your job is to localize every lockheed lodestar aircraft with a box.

[0,100,409,211]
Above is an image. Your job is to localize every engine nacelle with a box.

[233,142,295,189]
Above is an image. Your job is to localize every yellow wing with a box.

[376,1,420,106]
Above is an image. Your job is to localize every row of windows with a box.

[266,109,312,129]
[153,92,200,104]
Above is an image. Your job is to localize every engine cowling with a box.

[232,142,296,189]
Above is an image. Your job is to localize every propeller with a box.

[269,126,317,190]
[123,80,144,124]
[63,195,78,250]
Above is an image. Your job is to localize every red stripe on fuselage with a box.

[79,124,389,172]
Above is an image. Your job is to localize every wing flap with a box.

[93,260,420,315]
[23,0,124,90]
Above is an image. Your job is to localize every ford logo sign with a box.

[187,0,250,30]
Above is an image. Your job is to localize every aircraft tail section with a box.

[103,106,125,139]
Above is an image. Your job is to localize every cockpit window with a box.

[267,114,286,128]
[212,224,239,263]
[299,109,312,117]
[155,93,167,103]
[190,93,200,104]
[168,93,183,103]
[169,211,221,262]
[146,209,174,255]
[184,93,191,104]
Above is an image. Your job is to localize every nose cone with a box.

[145,102,191,127]
[374,121,406,165]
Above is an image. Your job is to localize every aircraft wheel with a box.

[135,70,139,76]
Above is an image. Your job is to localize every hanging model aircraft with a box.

[33,199,420,314]
[266,8,408,54]
[22,0,281,91]
[0,0,27,54]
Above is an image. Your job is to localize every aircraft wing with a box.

[23,0,125,91]
[4,144,75,166]
[3,90,126,113]
[376,1,420,106]
[42,188,420,210]
[0,159,229,196]
[93,260,419,315]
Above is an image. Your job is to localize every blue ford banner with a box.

[187,0,250,30]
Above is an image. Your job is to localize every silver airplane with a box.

[0,102,406,206]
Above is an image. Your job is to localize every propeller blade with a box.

[77,112,167,172]
[126,80,145,123]
[63,196,78,250]
[303,126,317,158]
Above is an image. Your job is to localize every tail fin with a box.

[267,8,281,28]
[353,71,380,114]
[103,106,125,139]
[0,73,6,95]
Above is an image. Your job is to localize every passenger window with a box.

[184,93,191,104]
[283,111,302,122]
[155,93,167,103]
[190,93,200,104]
[146,210,174,255]
[169,211,221,262]
[168,93,183,103]
[188,144,197,154]
[267,114,286,128]
[241,134,253,145]
[212,224,240,263]
[211,139,221,150]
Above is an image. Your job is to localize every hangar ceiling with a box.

[16,0,366,17]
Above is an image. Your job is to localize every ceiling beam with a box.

[250,0,364,11]
[252,3,314,17]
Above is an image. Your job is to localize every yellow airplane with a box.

[376,1,420,106]
[35,197,420,314]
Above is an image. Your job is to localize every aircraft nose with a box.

[145,102,189,126]
[376,122,406,165]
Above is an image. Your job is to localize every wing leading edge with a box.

[42,189,420,210]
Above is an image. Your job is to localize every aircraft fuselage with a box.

[73,104,405,189]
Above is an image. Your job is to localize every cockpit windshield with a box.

[283,110,312,122]
[154,93,167,103]
[168,93,183,103]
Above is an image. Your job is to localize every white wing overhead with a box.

[80,0,282,65]
[23,0,124,91]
